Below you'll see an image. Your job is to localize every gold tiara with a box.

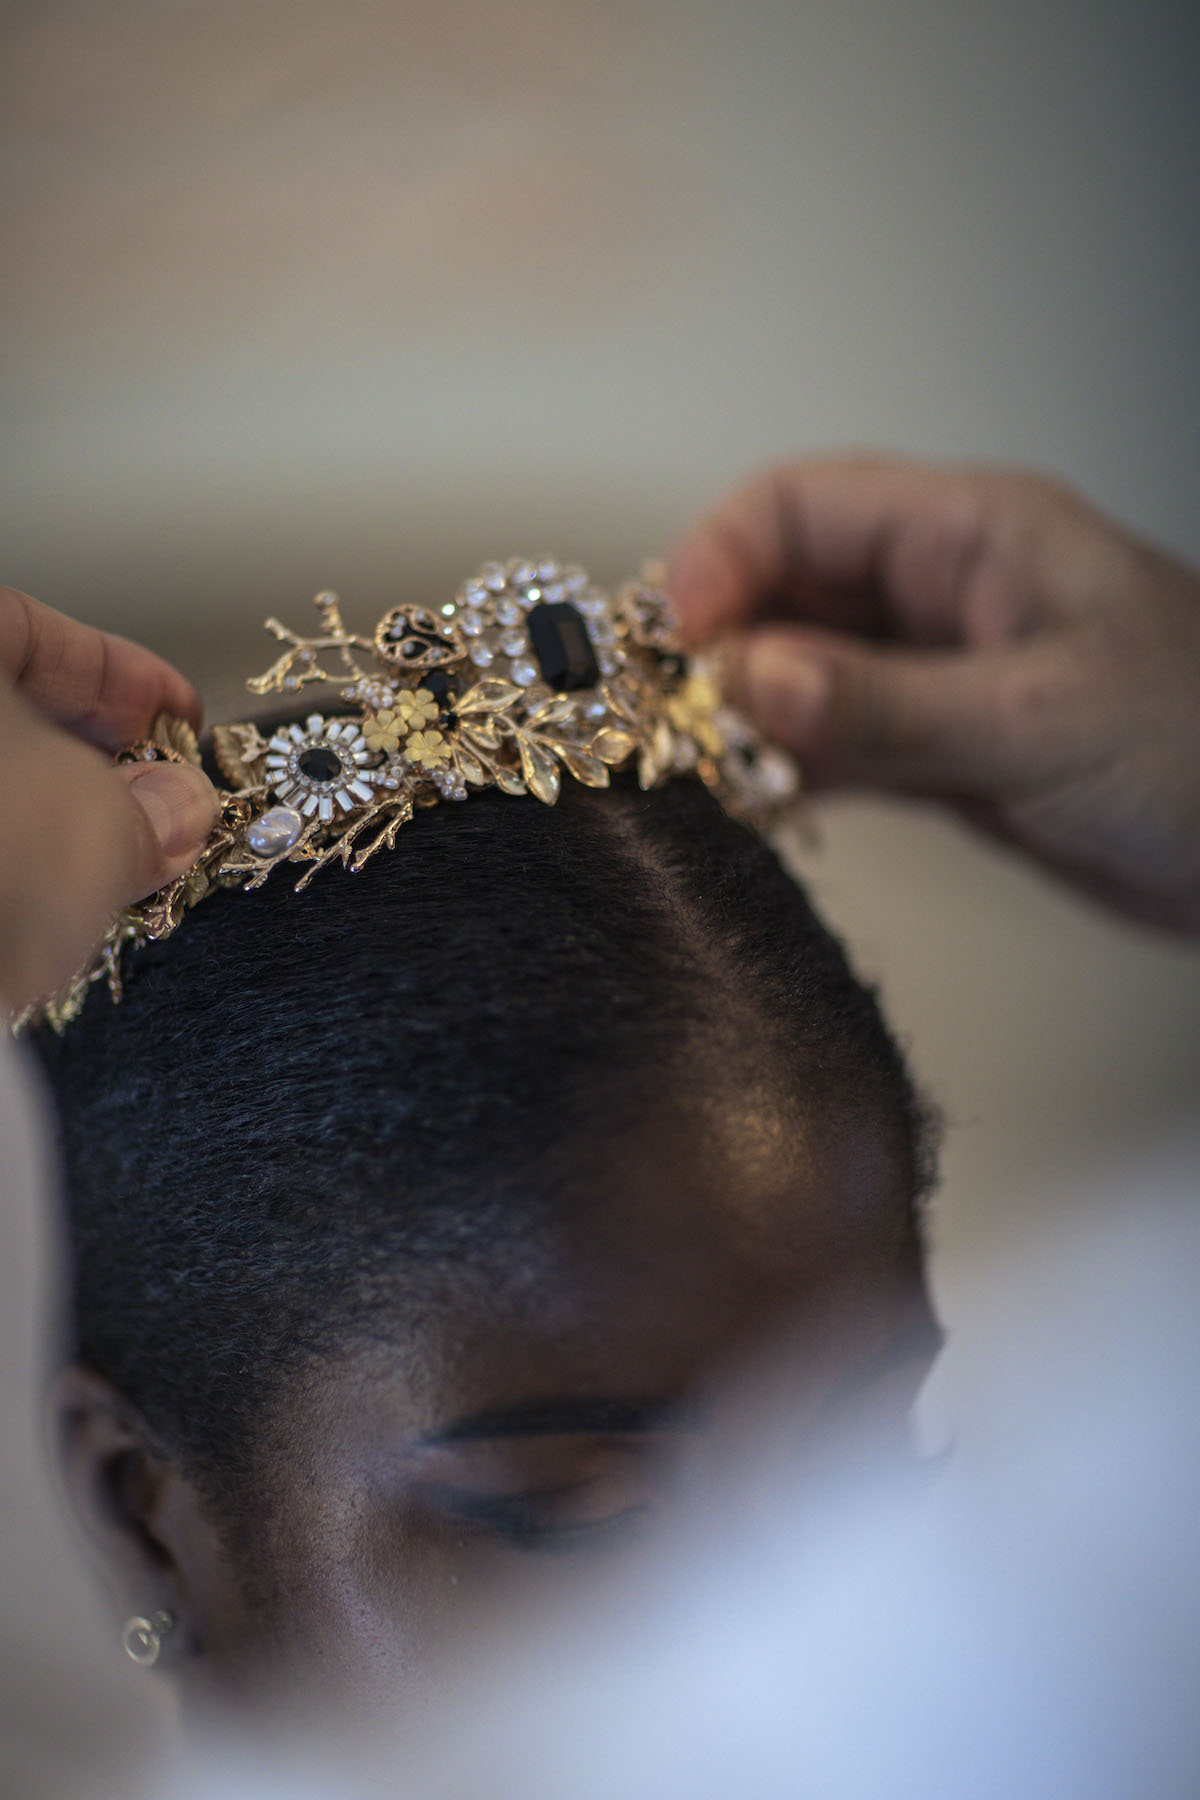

[27,559,799,1030]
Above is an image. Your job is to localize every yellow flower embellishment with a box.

[405,729,450,768]
[363,709,404,754]
[395,687,440,729]
[666,673,726,759]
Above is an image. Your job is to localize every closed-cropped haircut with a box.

[33,773,936,1506]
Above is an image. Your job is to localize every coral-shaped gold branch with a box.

[247,591,379,696]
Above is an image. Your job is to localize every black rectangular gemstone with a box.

[527,602,601,691]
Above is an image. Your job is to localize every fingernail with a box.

[742,637,828,739]
[124,762,217,859]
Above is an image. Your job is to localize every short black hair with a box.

[33,773,936,1505]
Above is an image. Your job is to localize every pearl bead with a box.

[246,805,304,858]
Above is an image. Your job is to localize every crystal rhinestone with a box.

[495,597,522,626]
[578,592,607,616]
[509,560,537,587]
[528,603,601,690]
[469,641,495,667]
[481,563,507,592]
[510,658,539,687]
[297,745,343,784]
[542,581,566,603]
[562,566,588,593]
[598,650,619,677]
[460,612,485,637]
[588,616,615,646]
[462,581,489,608]
[499,629,526,656]
[536,558,559,581]
[753,747,800,801]
[246,805,305,858]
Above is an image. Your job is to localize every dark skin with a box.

[14,454,1200,1724]
[56,1080,937,1716]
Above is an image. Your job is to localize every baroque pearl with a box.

[247,805,304,858]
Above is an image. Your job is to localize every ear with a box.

[50,1365,228,1661]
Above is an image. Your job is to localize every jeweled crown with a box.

[28,559,799,1029]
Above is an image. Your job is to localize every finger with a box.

[668,454,1011,650]
[718,624,1067,796]
[0,585,203,751]
[112,759,221,902]
[0,693,218,1013]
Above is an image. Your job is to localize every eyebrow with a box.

[420,1395,711,1446]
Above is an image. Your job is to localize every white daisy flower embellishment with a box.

[264,715,377,822]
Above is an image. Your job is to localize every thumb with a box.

[112,759,219,904]
[719,626,1049,796]
[0,718,218,1015]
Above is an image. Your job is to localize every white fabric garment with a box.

[0,1034,162,1799]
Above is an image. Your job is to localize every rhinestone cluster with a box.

[264,716,378,821]
[446,557,620,690]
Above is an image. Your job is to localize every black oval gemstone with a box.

[423,671,453,704]
[297,745,343,784]
[527,602,601,691]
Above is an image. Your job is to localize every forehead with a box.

[342,1079,921,1424]
[541,1075,914,1285]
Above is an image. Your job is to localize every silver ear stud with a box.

[121,1609,175,1667]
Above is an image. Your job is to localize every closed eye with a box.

[419,1479,657,1553]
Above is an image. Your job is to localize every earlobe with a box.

[50,1364,199,1660]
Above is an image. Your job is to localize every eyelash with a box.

[434,1487,656,1554]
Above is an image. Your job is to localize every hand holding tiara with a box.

[24,558,799,1030]
[0,585,219,1019]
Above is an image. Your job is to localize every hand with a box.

[0,586,219,1014]
[669,456,1200,932]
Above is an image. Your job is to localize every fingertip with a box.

[169,673,206,733]
[667,534,745,647]
[736,632,830,749]
[117,760,219,897]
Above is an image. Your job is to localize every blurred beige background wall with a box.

[2,0,1197,1319]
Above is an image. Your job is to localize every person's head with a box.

[35,772,939,1709]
